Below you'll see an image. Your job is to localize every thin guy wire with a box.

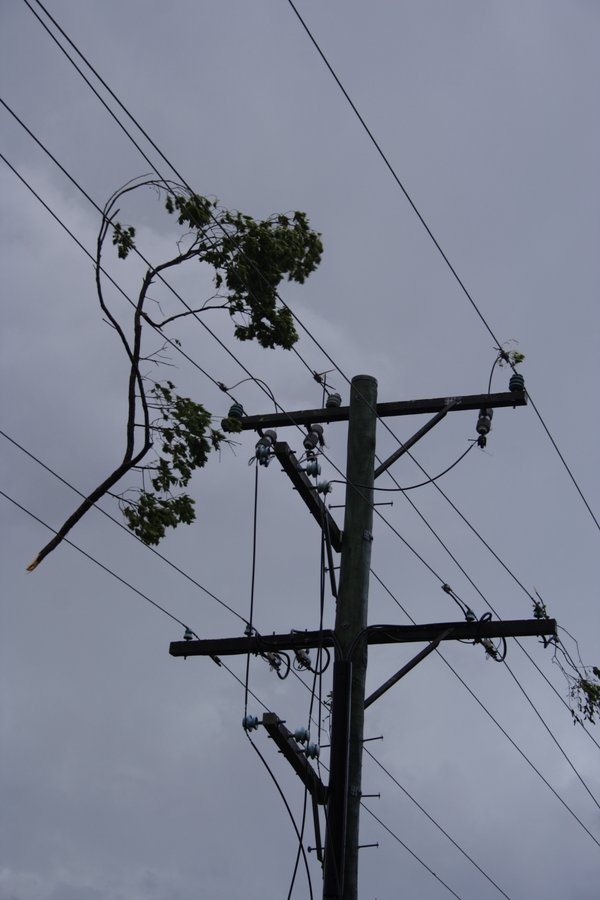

[284,0,600,535]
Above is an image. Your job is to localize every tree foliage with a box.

[27,178,322,570]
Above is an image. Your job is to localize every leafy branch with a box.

[27,177,322,570]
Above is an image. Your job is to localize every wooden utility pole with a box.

[169,375,556,900]
[323,375,377,898]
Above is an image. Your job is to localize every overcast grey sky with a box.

[2,2,600,898]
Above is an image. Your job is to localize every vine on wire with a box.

[27,177,322,569]
[533,595,600,726]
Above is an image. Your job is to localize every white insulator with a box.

[316,480,332,494]
[294,727,310,744]
[326,392,342,409]
[242,715,259,732]
[306,743,320,759]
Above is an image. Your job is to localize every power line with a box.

[16,2,575,645]
[19,0,333,406]
[0,428,249,625]
[1,489,191,632]
[5,483,593,890]
[1,484,315,897]
[9,8,600,873]
[360,804,463,899]
[502,659,600,811]
[0,150,231,398]
[364,747,513,900]
[369,569,600,850]
[369,439,600,760]
[2,483,464,900]
[283,0,600,537]
[0,120,334,458]
[21,0,600,686]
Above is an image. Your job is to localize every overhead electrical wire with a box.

[502,659,600,811]
[369,569,600,850]
[1,489,193,632]
[363,747,513,900]
[283,0,600,537]
[1,484,314,898]
[0,428,249,625]
[360,804,463,900]
[0,148,231,399]
[7,139,599,817]
[0,132,467,614]
[11,1,600,866]
[0,119,342,478]
[370,443,600,760]
[5,483,594,892]
[15,0,569,651]
[20,0,599,688]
